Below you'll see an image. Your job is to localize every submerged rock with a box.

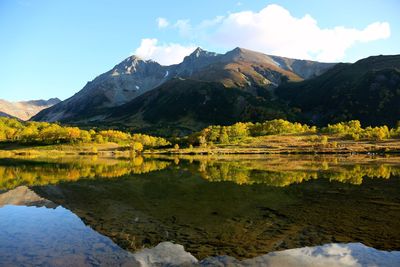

[132,242,198,266]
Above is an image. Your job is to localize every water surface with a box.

[0,154,399,265]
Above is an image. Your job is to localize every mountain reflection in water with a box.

[0,155,399,263]
[0,193,399,267]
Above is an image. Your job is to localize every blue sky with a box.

[1,0,399,101]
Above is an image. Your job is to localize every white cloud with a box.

[198,16,224,29]
[156,17,169,28]
[169,4,391,62]
[174,19,192,37]
[358,22,391,42]
[134,38,197,65]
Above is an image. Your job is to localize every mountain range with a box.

[32,47,333,131]
[31,47,400,135]
[0,98,60,121]
[277,55,400,126]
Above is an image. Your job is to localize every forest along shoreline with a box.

[0,117,400,156]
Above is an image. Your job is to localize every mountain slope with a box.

[102,78,293,134]
[0,98,60,120]
[32,47,334,123]
[0,111,15,118]
[187,48,303,90]
[276,55,400,126]
[32,57,170,122]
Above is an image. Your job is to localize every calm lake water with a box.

[0,154,400,266]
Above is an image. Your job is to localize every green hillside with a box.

[277,55,400,126]
[106,79,293,135]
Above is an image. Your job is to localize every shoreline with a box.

[144,148,400,155]
[1,135,400,157]
[2,147,399,158]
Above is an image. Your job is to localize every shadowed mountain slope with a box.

[276,55,400,126]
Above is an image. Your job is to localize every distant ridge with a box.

[0,111,15,118]
[0,98,61,120]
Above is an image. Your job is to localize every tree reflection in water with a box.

[1,155,400,190]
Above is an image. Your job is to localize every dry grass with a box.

[150,134,400,155]
[0,142,131,157]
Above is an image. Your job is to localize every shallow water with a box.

[0,205,136,266]
[0,155,399,266]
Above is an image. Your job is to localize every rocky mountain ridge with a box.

[32,47,335,123]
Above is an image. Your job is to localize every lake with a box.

[0,154,400,266]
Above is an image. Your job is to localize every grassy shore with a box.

[0,142,132,158]
[146,134,400,155]
[1,133,400,157]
